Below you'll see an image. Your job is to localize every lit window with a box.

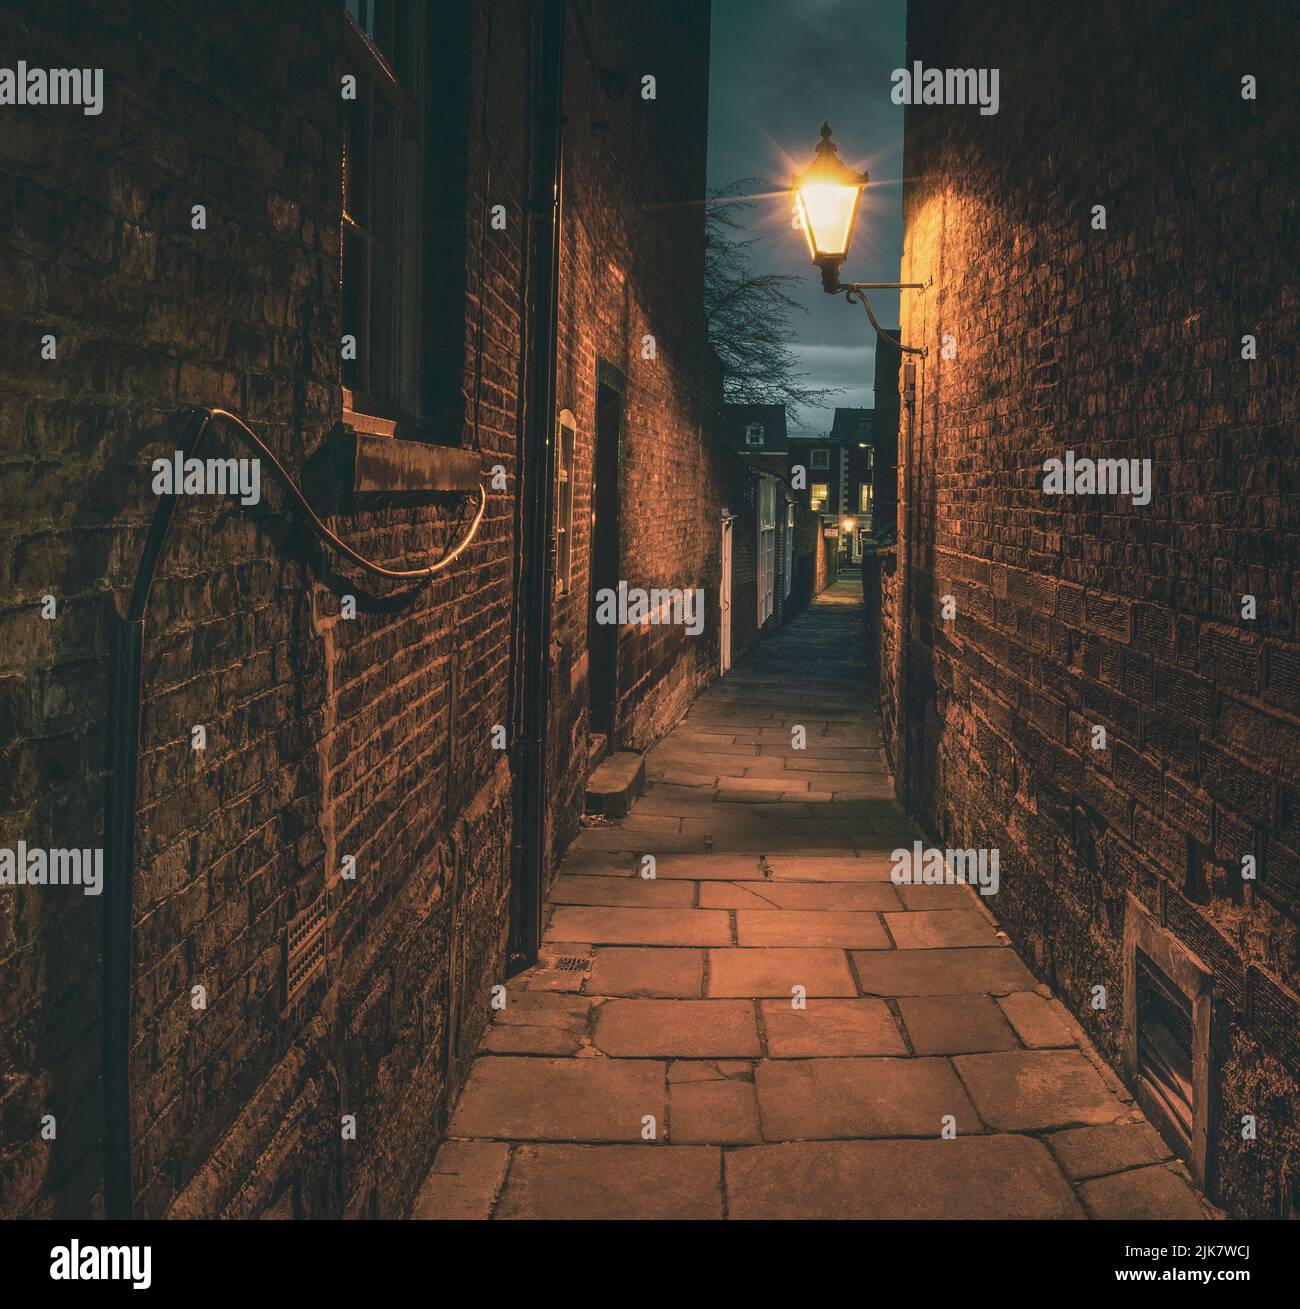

[810,482,829,511]
[859,483,871,513]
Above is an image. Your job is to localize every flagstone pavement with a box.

[414,576,1216,1220]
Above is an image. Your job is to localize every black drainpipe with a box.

[103,409,210,1219]
[508,0,565,973]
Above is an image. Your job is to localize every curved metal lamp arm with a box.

[840,283,929,357]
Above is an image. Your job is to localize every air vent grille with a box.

[285,897,327,1003]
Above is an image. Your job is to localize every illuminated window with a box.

[859,482,871,513]
[342,1,427,426]
[810,482,829,511]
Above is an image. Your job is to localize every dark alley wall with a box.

[0,0,716,1220]
[0,0,520,1221]
[889,0,1299,1216]
[545,0,717,859]
[890,0,1298,1214]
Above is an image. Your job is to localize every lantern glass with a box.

[796,183,861,260]
[792,123,867,265]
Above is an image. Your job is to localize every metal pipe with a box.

[509,0,565,973]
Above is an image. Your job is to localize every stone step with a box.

[584,749,646,818]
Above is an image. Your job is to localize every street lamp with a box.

[792,123,868,291]
[791,123,928,356]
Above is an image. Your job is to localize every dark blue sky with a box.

[707,0,907,436]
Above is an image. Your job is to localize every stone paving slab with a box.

[1077,1165,1208,1220]
[412,1140,511,1220]
[760,998,907,1057]
[763,855,893,882]
[586,947,703,997]
[755,1057,982,1139]
[953,1050,1128,1131]
[884,909,1003,948]
[997,991,1077,1047]
[550,874,696,907]
[496,1145,723,1219]
[592,999,761,1057]
[482,992,592,1056]
[650,853,763,880]
[1046,1122,1172,1180]
[726,1135,1084,1219]
[707,947,858,997]
[449,1057,666,1141]
[736,909,889,948]
[699,881,902,911]
[895,883,978,910]
[897,994,1019,1055]
[545,905,732,946]
[668,1077,761,1143]
[852,946,1037,996]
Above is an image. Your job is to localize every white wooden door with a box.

[720,517,733,674]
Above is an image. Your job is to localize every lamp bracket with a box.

[836,278,930,357]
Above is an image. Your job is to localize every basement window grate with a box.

[1122,893,1214,1189]
[1136,953,1194,1146]
[554,957,589,972]
[284,897,327,1004]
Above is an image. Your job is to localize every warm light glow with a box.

[795,183,861,260]
[841,517,856,533]
[791,123,867,267]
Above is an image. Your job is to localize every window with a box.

[757,480,776,625]
[859,482,872,513]
[745,423,765,446]
[810,448,829,469]
[810,482,829,511]
[342,1,428,428]
[555,413,576,594]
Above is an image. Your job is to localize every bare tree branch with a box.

[705,179,842,421]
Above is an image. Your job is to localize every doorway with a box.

[783,502,794,601]
[588,363,624,739]
[720,515,734,674]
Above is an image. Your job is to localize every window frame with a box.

[810,447,830,469]
[810,481,829,511]
[341,5,427,436]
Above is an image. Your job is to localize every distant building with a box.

[788,407,875,562]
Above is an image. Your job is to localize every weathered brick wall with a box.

[891,0,1300,1216]
[1,0,720,1219]
[545,0,717,846]
[0,0,521,1219]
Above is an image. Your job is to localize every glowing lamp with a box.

[792,123,868,291]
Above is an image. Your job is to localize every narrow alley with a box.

[415,579,1215,1220]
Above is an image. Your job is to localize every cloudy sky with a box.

[707,0,907,437]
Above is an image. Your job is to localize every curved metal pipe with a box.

[103,406,485,1217]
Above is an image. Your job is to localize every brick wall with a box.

[889,0,1300,1216]
[545,0,716,846]
[0,0,720,1219]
